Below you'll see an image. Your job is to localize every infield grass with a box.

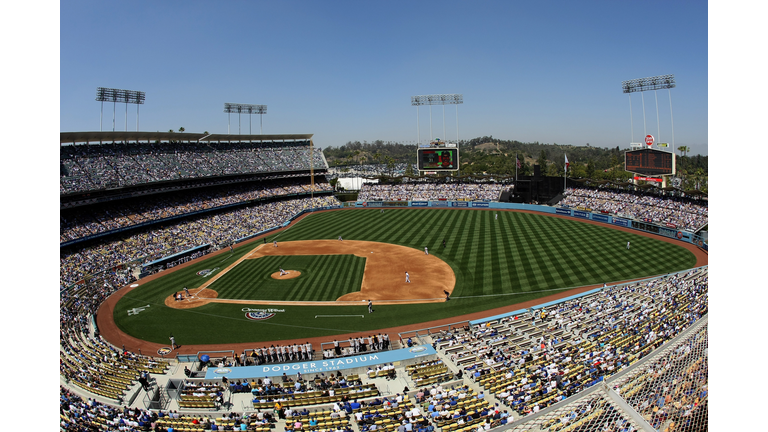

[113,208,698,344]
[211,255,366,301]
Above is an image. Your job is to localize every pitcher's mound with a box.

[271,270,302,280]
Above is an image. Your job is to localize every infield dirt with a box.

[162,240,455,309]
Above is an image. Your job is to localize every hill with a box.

[322,137,707,189]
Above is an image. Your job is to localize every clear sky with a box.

[58,0,708,155]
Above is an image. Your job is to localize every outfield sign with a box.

[573,210,590,219]
[592,214,609,223]
[451,201,469,207]
[410,201,428,207]
[634,176,663,183]
[556,208,571,216]
[471,202,490,208]
[657,227,681,240]
[204,345,437,380]
[612,218,630,227]
[430,201,449,207]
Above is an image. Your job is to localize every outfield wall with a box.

[353,200,706,247]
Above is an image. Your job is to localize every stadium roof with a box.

[60,131,313,144]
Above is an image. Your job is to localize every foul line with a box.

[315,315,365,318]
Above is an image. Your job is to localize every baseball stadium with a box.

[59,131,708,432]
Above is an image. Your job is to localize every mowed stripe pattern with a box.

[274,209,696,299]
[210,255,366,301]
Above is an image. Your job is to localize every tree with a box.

[536,150,548,174]
[404,163,415,177]
[586,159,596,179]
[384,156,396,177]
[179,127,185,132]
[677,145,690,174]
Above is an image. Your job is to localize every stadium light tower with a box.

[621,75,675,148]
[96,87,146,132]
[224,103,267,135]
[411,94,463,146]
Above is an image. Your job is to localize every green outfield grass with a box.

[113,208,698,345]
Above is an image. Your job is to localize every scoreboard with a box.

[417,148,459,171]
[624,148,675,176]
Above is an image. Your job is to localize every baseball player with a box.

[183,287,191,298]
[368,300,373,314]
[495,213,498,220]
[169,335,176,350]
[626,241,631,250]
[405,272,411,283]
[338,236,343,241]
[280,268,287,276]
[274,241,278,247]
[424,247,429,255]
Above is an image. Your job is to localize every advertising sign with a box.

[612,218,630,227]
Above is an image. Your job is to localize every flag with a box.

[564,154,569,171]
[516,155,521,169]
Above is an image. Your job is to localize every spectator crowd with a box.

[61,195,340,288]
[357,183,504,202]
[61,140,327,194]
[559,186,708,231]
[61,179,333,243]
[435,268,707,418]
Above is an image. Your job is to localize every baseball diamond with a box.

[162,240,455,309]
[104,207,702,351]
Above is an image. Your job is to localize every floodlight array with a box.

[411,94,463,106]
[621,74,675,93]
[224,103,267,114]
[95,87,145,104]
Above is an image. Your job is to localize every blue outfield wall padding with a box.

[204,345,437,380]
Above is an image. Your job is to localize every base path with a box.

[161,240,455,309]
[252,240,454,303]
[96,207,708,356]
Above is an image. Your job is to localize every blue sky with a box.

[58,1,709,155]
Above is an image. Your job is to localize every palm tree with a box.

[677,145,690,175]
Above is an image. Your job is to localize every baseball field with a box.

[110,208,698,347]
